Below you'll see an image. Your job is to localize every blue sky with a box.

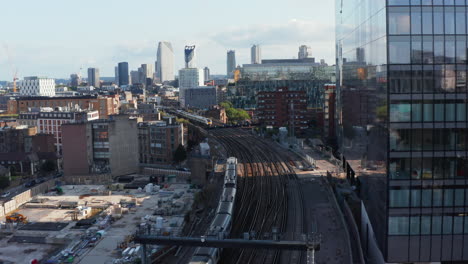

[0,0,335,80]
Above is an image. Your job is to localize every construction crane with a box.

[2,44,19,93]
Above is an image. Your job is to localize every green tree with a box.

[220,101,250,124]
[0,176,10,190]
[173,144,187,163]
[41,160,56,173]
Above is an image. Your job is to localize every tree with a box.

[41,160,56,173]
[0,176,10,190]
[220,101,250,124]
[173,144,187,163]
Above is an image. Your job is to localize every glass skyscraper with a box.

[337,0,468,262]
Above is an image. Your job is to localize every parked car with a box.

[0,191,11,198]
[37,178,46,183]
[25,180,37,188]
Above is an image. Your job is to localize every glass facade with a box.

[337,0,468,262]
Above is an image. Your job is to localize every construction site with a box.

[0,177,199,264]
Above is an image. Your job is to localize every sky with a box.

[0,0,335,80]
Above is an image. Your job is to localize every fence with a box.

[142,168,191,183]
[0,179,56,218]
[63,174,112,185]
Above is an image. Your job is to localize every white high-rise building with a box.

[156,41,175,82]
[179,68,205,107]
[227,50,236,78]
[179,68,204,89]
[18,77,56,96]
[298,45,312,59]
[184,46,196,68]
[251,45,261,64]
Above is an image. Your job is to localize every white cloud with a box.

[212,19,334,47]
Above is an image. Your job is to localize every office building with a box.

[179,68,205,89]
[251,44,261,64]
[298,45,311,59]
[204,67,210,81]
[178,68,205,107]
[184,86,217,109]
[114,66,119,85]
[87,68,100,88]
[70,74,81,87]
[18,77,55,97]
[118,62,129,86]
[62,115,139,177]
[227,50,236,78]
[156,41,175,82]
[138,119,184,165]
[139,64,153,85]
[8,95,119,119]
[257,87,308,133]
[337,0,468,262]
[184,45,196,68]
[130,70,140,85]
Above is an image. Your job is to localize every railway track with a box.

[210,128,306,264]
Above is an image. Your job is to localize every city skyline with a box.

[0,0,334,80]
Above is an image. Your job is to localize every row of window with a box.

[390,36,468,64]
[389,64,467,94]
[390,128,467,151]
[390,102,467,122]
[390,188,468,207]
[389,6,467,35]
[390,0,468,6]
[390,157,468,179]
[94,152,110,159]
[389,215,468,236]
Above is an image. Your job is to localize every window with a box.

[389,36,411,64]
[389,217,409,235]
[390,102,411,122]
[390,189,410,207]
[389,7,410,35]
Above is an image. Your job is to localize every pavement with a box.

[76,196,159,264]
[0,174,58,202]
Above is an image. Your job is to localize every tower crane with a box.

[2,44,18,93]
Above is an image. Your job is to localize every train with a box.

[176,109,213,126]
[189,157,238,264]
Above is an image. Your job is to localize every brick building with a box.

[138,118,184,165]
[37,108,99,153]
[8,95,119,119]
[256,87,308,133]
[205,106,227,124]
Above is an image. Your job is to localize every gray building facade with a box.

[184,87,217,109]
[87,68,100,88]
[227,50,236,78]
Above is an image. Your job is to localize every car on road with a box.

[0,191,11,198]
[25,180,37,188]
[37,178,46,183]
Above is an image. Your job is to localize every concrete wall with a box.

[142,167,190,183]
[0,179,56,219]
[63,174,112,185]
[360,201,385,264]
[109,117,139,177]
